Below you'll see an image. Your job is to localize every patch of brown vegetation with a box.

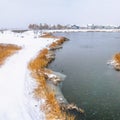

[28,49,49,70]
[113,53,120,71]
[0,44,21,66]
[113,53,120,63]
[28,38,75,120]
[49,37,67,49]
[42,89,64,119]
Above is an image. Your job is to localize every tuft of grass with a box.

[45,89,63,119]
[63,113,76,120]
[32,72,48,99]
[113,53,120,63]
[28,49,49,70]
[0,44,21,66]
[49,37,67,49]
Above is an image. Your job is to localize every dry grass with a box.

[28,39,75,120]
[113,53,120,63]
[33,72,47,99]
[0,44,21,65]
[28,49,49,70]
[32,71,75,120]
[44,90,63,119]
[63,113,76,120]
[49,37,67,49]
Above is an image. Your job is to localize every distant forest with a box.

[28,23,120,30]
[28,23,71,30]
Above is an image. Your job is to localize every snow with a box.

[45,29,120,33]
[0,30,56,120]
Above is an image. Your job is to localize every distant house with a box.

[104,26,116,29]
[87,24,95,29]
[71,25,80,29]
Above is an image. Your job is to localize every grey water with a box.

[48,32,120,120]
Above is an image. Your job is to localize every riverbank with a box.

[0,30,84,120]
[3,29,120,34]
[28,33,84,119]
[0,31,62,120]
[44,29,120,33]
[0,30,52,120]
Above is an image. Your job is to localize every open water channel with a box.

[49,32,120,120]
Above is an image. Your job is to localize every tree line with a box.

[28,23,70,30]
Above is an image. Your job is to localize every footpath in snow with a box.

[0,31,56,120]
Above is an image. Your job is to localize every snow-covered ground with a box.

[0,31,56,120]
[45,29,120,33]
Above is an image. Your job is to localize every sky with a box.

[0,0,120,29]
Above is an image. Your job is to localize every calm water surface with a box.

[49,32,120,120]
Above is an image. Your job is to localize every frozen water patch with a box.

[47,71,68,104]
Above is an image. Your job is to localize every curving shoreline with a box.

[0,30,84,120]
[28,33,84,119]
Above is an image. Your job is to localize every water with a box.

[48,32,120,120]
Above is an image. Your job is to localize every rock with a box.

[48,76,62,85]
[114,63,120,71]
[61,103,84,114]
[49,45,63,50]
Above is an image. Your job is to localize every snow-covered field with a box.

[45,29,120,33]
[0,31,56,120]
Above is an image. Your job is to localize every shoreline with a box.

[1,29,120,34]
[41,29,120,33]
[28,33,84,119]
[0,30,84,119]
[45,34,85,117]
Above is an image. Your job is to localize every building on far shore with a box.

[86,24,120,29]
[71,25,80,29]
[27,23,120,30]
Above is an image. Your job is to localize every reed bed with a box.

[49,37,67,49]
[112,53,120,71]
[113,53,120,63]
[28,38,75,120]
[0,44,21,65]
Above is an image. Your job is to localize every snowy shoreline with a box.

[2,29,120,34]
[0,30,58,120]
[44,29,120,33]
[0,30,84,119]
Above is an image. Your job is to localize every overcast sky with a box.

[0,0,120,29]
